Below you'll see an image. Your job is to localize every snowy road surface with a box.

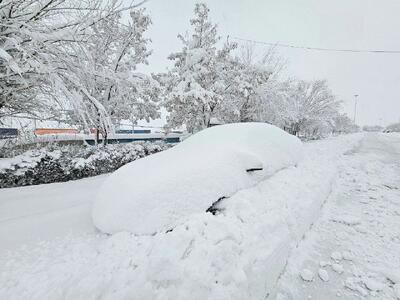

[0,133,399,299]
[0,175,107,252]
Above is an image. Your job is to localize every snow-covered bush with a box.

[92,123,303,235]
[363,125,384,132]
[385,122,400,132]
[0,142,170,188]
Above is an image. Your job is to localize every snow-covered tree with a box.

[217,43,284,123]
[332,113,358,134]
[0,0,158,143]
[0,0,74,121]
[281,80,340,137]
[164,3,236,132]
[362,125,384,132]
[69,4,160,143]
[255,79,294,126]
[255,79,342,138]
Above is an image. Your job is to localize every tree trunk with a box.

[240,96,253,122]
[95,127,100,145]
[96,112,101,145]
[103,126,108,145]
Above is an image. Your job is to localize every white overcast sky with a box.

[136,0,400,126]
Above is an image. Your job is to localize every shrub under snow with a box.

[386,122,400,132]
[0,142,170,188]
[92,123,303,235]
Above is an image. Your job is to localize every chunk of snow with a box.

[363,278,384,292]
[394,283,400,299]
[331,251,343,261]
[342,250,354,261]
[300,269,314,282]
[345,277,368,296]
[92,123,303,234]
[0,48,11,61]
[332,263,344,274]
[319,260,331,267]
[377,268,400,284]
[318,269,329,282]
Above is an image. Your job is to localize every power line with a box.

[230,36,400,54]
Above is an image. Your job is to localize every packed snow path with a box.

[276,133,400,300]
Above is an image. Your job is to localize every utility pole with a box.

[353,94,359,124]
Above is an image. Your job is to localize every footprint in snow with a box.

[300,269,314,282]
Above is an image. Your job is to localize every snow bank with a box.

[92,123,303,235]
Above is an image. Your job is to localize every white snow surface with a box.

[92,123,304,235]
[276,133,400,300]
[301,269,314,282]
[0,133,368,299]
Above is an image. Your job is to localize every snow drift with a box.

[92,123,303,235]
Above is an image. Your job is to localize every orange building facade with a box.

[34,128,79,135]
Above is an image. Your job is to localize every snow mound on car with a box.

[92,123,303,235]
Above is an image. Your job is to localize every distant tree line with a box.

[385,122,400,132]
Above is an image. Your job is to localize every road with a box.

[0,174,106,252]
[276,133,400,299]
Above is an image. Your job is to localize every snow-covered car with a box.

[92,123,303,235]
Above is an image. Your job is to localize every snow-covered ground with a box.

[0,175,107,252]
[276,133,400,300]
[0,133,399,299]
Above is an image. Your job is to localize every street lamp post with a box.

[353,94,359,124]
